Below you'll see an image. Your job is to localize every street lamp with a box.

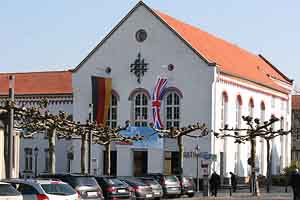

[34,147,39,177]
[194,144,200,192]
[88,103,93,175]
[7,75,15,179]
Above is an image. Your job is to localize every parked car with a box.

[39,173,103,200]
[118,177,153,200]
[4,179,79,200]
[137,177,162,200]
[146,174,181,198]
[94,176,131,200]
[0,182,22,200]
[175,176,195,197]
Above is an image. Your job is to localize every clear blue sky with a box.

[1,0,300,85]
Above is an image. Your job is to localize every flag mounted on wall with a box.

[91,76,112,125]
[152,77,168,129]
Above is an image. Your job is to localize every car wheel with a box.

[188,193,194,198]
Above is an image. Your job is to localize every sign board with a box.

[119,127,163,149]
[200,152,217,161]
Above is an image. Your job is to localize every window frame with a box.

[164,91,181,129]
[106,94,118,128]
[132,92,149,127]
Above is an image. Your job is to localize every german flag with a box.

[91,76,112,125]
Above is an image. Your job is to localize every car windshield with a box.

[107,178,124,186]
[70,177,98,187]
[0,184,21,196]
[41,183,76,195]
[165,176,178,183]
[141,178,158,185]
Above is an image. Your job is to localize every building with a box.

[0,71,73,177]
[292,95,300,162]
[0,1,293,179]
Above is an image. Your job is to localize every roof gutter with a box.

[220,70,290,95]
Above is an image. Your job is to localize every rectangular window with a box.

[24,148,33,171]
[44,148,49,172]
[271,96,275,108]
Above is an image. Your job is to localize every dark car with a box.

[94,176,131,200]
[176,176,195,197]
[39,173,103,200]
[138,177,163,200]
[146,174,181,198]
[118,177,153,200]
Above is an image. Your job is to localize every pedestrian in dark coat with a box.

[288,169,300,200]
[230,172,237,192]
[209,171,221,197]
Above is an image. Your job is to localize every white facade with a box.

[16,2,292,179]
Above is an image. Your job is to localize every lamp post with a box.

[7,75,15,179]
[194,145,200,192]
[34,147,39,177]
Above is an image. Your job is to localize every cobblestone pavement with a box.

[167,186,293,200]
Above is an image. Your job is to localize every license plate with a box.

[146,194,152,198]
[171,188,177,190]
[154,192,160,195]
[118,189,126,193]
[188,190,194,193]
[87,192,98,196]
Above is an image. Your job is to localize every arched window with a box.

[236,95,242,129]
[260,101,266,174]
[133,92,148,127]
[280,117,284,171]
[248,98,254,117]
[106,94,118,128]
[260,101,265,122]
[165,92,180,128]
[221,91,228,129]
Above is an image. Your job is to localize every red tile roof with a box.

[292,95,300,110]
[0,71,72,96]
[155,10,291,93]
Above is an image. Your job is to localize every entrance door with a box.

[133,151,148,176]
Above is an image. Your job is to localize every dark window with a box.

[41,183,76,195]
[136,29,147,42]
[18,184,39,195]
[0,184,20,196]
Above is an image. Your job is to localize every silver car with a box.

[0,182,22,200]
[5,179,79,200]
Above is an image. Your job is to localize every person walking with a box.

[210,171,221,197]
[288,169,300,200]
[230,172,237,192]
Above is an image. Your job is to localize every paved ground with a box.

[169,186,293,200]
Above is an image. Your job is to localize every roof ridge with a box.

[0,69,73,75]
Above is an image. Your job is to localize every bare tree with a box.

[214,115,291,196]
[93,121,143,176]
[151,123,208,175]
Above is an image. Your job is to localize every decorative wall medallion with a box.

[130,53,148,83]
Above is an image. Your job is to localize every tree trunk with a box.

[81,133,87,174]
[105,142,111,176]
[48,128,56,174]
[177,136,184,175]
[250,138,260,196]
[266,140,271,193]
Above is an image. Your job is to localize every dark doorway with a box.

[103,151,117,176]
[133,151,148,176]
[164,151,179,175]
